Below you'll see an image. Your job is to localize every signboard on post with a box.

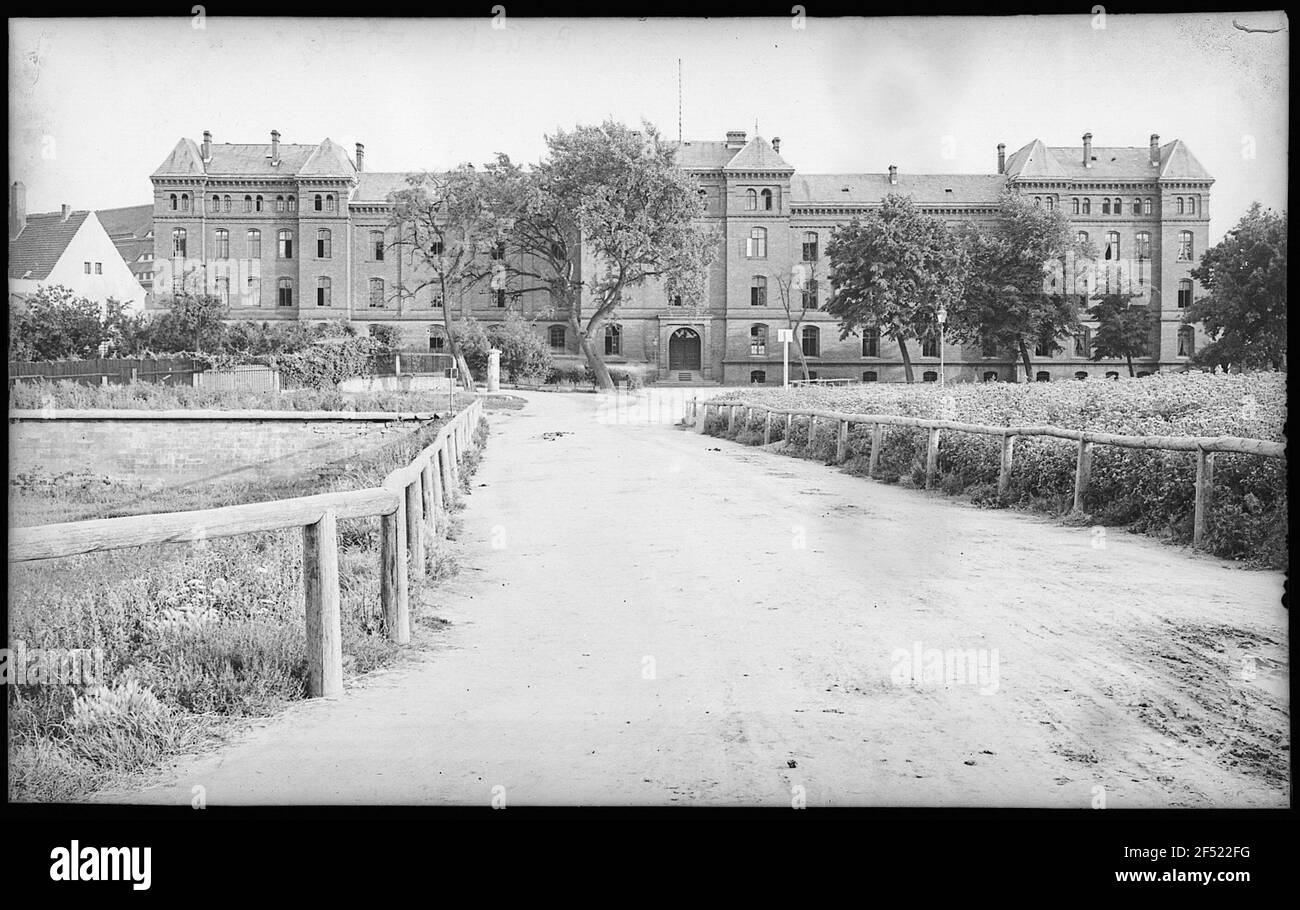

[777,329,794,387]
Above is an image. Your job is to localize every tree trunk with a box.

[794,338,812,381]
[1018,339,1034,380]
[898,338,915,383]
[1126,353,1135,377]
[578,332,613,389]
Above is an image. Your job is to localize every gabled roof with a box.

[667,140,739,170]
[95,204,152,240]
[298,138,357,178]
[8,211,91,279]
[1005,138,1213,182]
[353,172,419,203]
[723,136,794,172]
[152,138,319,178]
[151,139,206,178]
[791,173,1007,206]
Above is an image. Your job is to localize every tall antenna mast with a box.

[677,58,683,142]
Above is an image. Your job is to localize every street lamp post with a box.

[937,306,948,388]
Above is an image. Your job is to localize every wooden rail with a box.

[694,400,1285,551]
[8,398,485,697]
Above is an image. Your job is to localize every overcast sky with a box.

[9,14,1288,242]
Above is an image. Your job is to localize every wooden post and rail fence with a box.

[7,398,485,699]
[690,398,1285,552]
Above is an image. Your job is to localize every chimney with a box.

[997,143,1006,175]
[9,180,26,240]
[1082,132,1093,167]
[888,164,898,186]
[772,137,781,153]
[202,130,212,162]
[270,130,281,166]
[1150,133,1160,167]
[725,130,747,150]
[355,142,365,172]
[61,204,71,222]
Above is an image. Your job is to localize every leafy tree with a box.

[1087,294,1151,376]
[488,310,554,382]
[388,167,498,390]
[950,193,1084,381]
[824,195,968,382]
[481,120,715,389]
[100,298,152,357]
[156,292,229,352]
[1186,202,1287,371]
[8,285,105,360]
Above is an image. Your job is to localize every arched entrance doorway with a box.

[668,327,701,371]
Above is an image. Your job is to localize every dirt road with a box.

[104,389,1289,807]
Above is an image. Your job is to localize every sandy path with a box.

[101,390,1289,807]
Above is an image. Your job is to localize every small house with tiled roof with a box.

[8,182,146,309]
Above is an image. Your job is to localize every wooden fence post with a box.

[728,405,738,433]
[998,434,1017,499]
[406,479,424,580]
[695,403,708,434]
[785,412,793,442]
[1072,440,1093,513]
[303,509,343,697]
[836,419,849,464]
[1193,449,1215,549]
[380,501,410,644]
[925,427,941,489]
[808,416,818,449]
[437,444,453,506]
[421,461,436,533]
[763,410,772,445]
[868,424,883,477]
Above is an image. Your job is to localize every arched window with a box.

[255,195,263,212]
[210,195,220,212]
[428,332,447,352]
[863,371,878,383]
[802,231,818,262]
[243,195,252,212]
[1071,198,1080,214]
[169,193,178,211]
[1045,197,1054,211]
[1105,231,1120,261]
[1082,198,1091,215]
[180,194,190,212]
[745,188,757,211]
[548,325,566,350]
[749,324,768,355]
[246,229,261,258]
[862,327,879,358]
[1187,196,1196,215]
[171,228,187,258]
[1178,231,1193,261]
[750,370,767,384]
[277,277,292,307]
[1035,371,1051,382]
[1074,326,1091,357]
[750,275,767,306]
[982,371,999,382]
[1101,198,1111,215]
[246,276,261,306]
[1135,231,1150,259]
[1034,197,1042,207]
[1177,326,1195,357]
[275,195,285,213]
[761,188,773,211]
[371,231,385,261]
[746,227,767,259]
[922,371,938,382]
[1076,230,1089,244]
[604,324,621,356]
[1034,335,1054,357]
[669,294,682,307]
[317,229,331,259]
[314,194,323,212]
[369,278,385,307]
[277,229,293,258]
[1143,198,1153,215]
[317,277,331,307]
[1074,371,1089,380]
[223,195,232,212]
[213,228,229,259]
[326,194,337,212]
[1177,278,1193,308]
[801,325,819,357]
[1105,371,1120,380]
[287,195,296,212]
[801,278,819,310]
[1176,197,1185,214]
[1112,199,1122,215]
[922,334,939,358]
[490,241,505,261]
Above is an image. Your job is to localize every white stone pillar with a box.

[487,348,501,392]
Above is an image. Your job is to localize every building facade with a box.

[148,129,1213,383]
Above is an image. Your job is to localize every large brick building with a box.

[148,129,1212,383]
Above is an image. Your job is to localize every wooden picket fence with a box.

[7,397,485,698]
[690,399,1285,551]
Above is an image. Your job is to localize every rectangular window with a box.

[495,289,506,308]
[801,279,819,310]
[215,277,229,306]
[84,262,91,274]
